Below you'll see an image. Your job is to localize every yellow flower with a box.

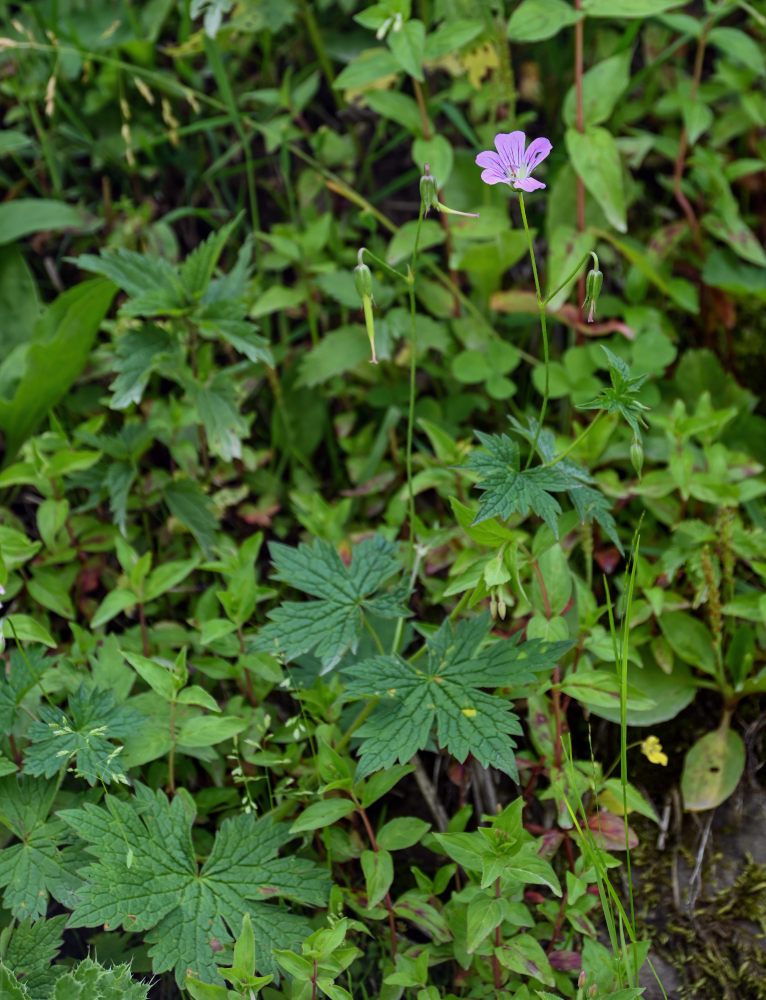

[640,735,668,766]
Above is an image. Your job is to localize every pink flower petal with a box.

[480,168,509,185]
[523,136,552,170]
[494,131,526,170]
[514,176,546,192]
[475,150,503,170]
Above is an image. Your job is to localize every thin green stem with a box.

[518,193,549,467]
[358,247,408,285]
[406,205,425,568]
[543,250,599,306]
[543,411,604,468]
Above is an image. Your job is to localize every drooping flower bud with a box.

[419,164,439,215]
[354,250,377,364]
[630,438,644,479]
[582,266,603,323]
[353,261,373,299]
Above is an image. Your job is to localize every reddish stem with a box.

[358,804,398,957]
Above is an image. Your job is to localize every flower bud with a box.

[582,266,603,323]
[630,438,644,479]
[419,164,439,215]
[353,262,373,300]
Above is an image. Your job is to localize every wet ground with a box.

[636,779,766,999]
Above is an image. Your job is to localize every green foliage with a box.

[345,615,568,779]
[1,0,765,994]
[258,535,410,671]
[60,783,329,986]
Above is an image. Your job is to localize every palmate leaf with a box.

[509,417,623,551]
[1,914,67,999]
[344,614,569,780]
[0,646,47,731]
[23,686,141,786]
[578,346,650,441]
[59,783,330,987]
[464,431,568,534]
[258,535,410,672]
[0,775,81,921]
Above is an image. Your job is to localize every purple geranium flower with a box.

[475,131,552,192]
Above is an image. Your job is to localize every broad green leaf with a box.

[507,0,582,41]
[658,611,717,675]
[496,933,555,987]
[365,90,423,135]
[23,686,139,785]
[176,714,248,747]
[334,48,400,90]
[290,798,356,833]
[709,26,765,75]
[257,534,409,672]
[0,200,93,245]
[582,0,685,14]
[376,817,430,850]
[1,614,56,647]
[466,897,506,953]
[388,19,425,80]
[681,726,745,811]
[90,587,137,630]
[345,615,569,780]
[412,134,453,188]
[0,130,33,156]
[0,775,80,921]
[361,848,394,908]
[357,764,414,808]
[565,127,626,233]
[0,279,116,459]
[124,651,177,700]
[562,50,632,127]
[165,478,218,556]
[0,244,40,354]
[144,557,199,603]
[60,783,330,986]
[387,219,445,264]
[296,326,373,388]
[702,213,766,268]
[425,19,483,59]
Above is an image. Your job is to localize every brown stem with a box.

[546,890,569,954]
[672,23,711,239]
[412,78,431,140]
[358,805,398,957]
[311,959,318,1000]
[530,560,552,620]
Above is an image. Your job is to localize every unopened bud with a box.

[578,971,587,989]
[588,986,598,998]
[354,262,373,300]
[420,165,439,215]
[630,439,644,478]
[582,267,603,323]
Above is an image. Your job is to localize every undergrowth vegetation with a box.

[1,0,765,998]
